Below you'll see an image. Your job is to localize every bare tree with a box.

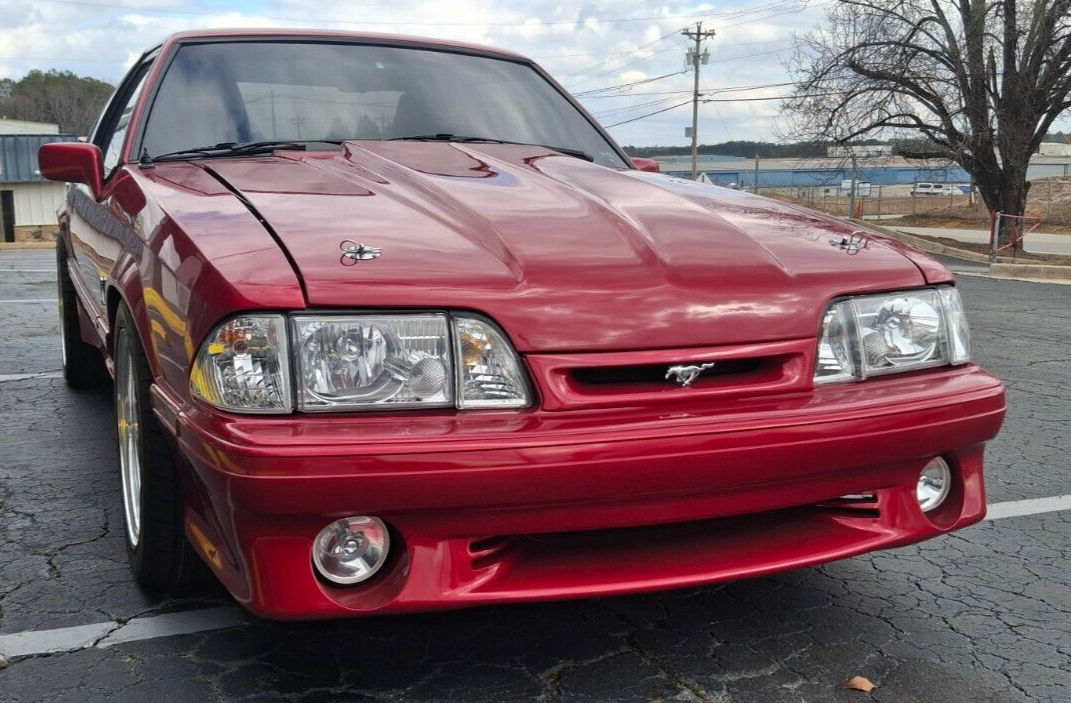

[785,0,1071,237]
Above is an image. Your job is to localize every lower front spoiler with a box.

[198,447,986,620]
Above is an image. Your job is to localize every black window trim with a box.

[92,47,160,182]
[129,36,634,169]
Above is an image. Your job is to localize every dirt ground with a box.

[907,232,1071,265]
[780,176,1071,235]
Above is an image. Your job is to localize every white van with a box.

[912,182,952,196]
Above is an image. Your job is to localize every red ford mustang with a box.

[39,29,1005,620]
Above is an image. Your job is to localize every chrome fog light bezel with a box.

[917,456,952,513]
[312,516,391,586]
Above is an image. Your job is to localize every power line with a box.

[530,39,792,60]
[703,92,842,102]
[561,0,812,82]
[574,74,833,101]
[564,37,690,88]
[594,94,694,118]
[564,1,814,99]
[603,100,694,128]
[573,70,689,96]
[581,90,694,99]
[561,26,686,82]
[601,91,849,130]
[708,47,791,64]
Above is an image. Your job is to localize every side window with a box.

[99,62,153,175]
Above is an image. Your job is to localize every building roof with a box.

[0,134,78,183]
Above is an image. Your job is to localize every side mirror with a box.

[38,142,104,199]
[631,157,661,174]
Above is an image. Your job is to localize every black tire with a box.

[56,240,109,388]
[113,302,210,593]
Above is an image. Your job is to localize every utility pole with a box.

[682,22,716,180]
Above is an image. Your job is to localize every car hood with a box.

[201,141,937,352]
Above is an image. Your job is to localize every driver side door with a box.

[66,57,154,335]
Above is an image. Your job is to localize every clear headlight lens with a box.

[453,315,530,409]
[938,287,971,364]
[293,314,453,412]
[815,287,969,383]
[193,312,530,413]
[815,300,858,383]
[190,315,292,413]
[853,290,948,375]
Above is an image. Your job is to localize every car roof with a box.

[162,29,531,62]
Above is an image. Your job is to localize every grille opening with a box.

[571,357,763,386]
[815,493,880,517]
[469,536,515,570]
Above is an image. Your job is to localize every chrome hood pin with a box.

[341,240,382,263]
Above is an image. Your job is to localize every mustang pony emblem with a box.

[340,240,382,263]
[665,362,716,387]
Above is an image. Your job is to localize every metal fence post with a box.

[990,211,999,263]
[912,183,917,215]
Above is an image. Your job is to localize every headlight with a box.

[191,312,530,413]
[293,314,453,412]
[815,287,969,383]
[190,315,292,413]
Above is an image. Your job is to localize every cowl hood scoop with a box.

[203,141,928,352]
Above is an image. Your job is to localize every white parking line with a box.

[0,372,63,382]
[0,269,55,273]
[985,494,1071,520]
[0,299,55,304]
[0,607,244,659]
[0,494,1069,661]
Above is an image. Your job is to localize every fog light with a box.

[312,516,390,585]
[917,457,952,512]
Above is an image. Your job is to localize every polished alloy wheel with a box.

[116,328,142,547]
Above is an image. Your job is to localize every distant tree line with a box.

[622,139,889,158]
[0,70,113,136]
[625,134,1071,159]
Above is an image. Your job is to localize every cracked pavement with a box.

[1,250,1069,702]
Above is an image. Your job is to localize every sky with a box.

[0,0,830,147]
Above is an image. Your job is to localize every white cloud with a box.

[0,0,858,144]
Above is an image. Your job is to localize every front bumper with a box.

[163,365,1005,620]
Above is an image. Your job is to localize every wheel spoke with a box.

[117,329,142,547]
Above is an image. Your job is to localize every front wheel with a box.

[114,302,210,592]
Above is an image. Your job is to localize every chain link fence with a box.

[759,176,1071,229]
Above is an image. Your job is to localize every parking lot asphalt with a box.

[1,248,1070,703]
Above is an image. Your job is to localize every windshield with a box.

[141,41,628,168]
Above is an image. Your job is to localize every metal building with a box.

[0,118,75,243]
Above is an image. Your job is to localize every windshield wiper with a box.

[150,140,343,164]
[388,134,594,162]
